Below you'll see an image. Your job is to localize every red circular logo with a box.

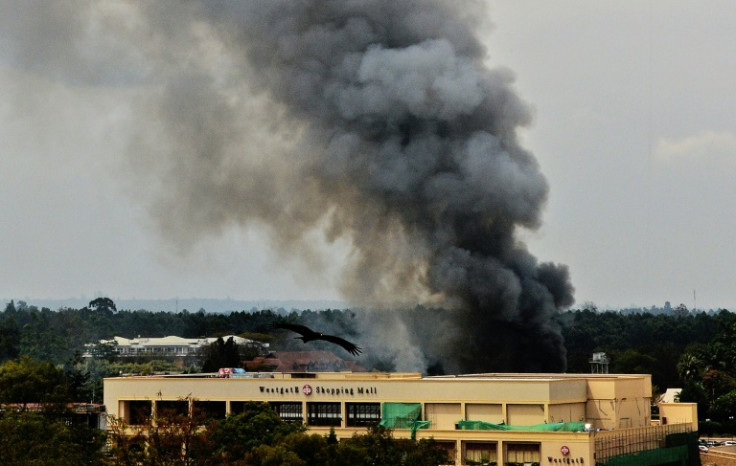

[560,446,570,456]
[302,384,312,396]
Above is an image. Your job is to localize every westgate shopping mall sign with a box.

[259,384,378,397]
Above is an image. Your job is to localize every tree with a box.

[672,303,689,318]
[105,416,149,465]
[0,316,20,361]
[0,356,105,464]
[677,352,703,383]
[612,349,658,375]
[0,410,105,465]
[210,401,304,462]
[0,356,69,408]
[107,401,449,465]
[341,425,449,466]
[88,297,117,314]
[201,336,242,372]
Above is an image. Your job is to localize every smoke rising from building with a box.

[2,0,574,372]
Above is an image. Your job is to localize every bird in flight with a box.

[275,323,362,356]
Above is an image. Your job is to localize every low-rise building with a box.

[85,335,268,361]
[104,371,698,465]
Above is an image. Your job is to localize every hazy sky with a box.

[1,1,734,311]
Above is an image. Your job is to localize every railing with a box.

[594,422,694,463]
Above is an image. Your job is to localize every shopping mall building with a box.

[104,371,699,465]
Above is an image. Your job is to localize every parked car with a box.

[699,445,709,453]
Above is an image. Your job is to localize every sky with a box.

[1,1,734,311]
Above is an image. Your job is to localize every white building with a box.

[85,335,268,359]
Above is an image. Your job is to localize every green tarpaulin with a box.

[597,445,689,466]
[457,420,586,432]
[379,403,430,439]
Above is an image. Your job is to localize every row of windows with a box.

[122,401,540,465]
[448,442,541,465]
[117,347,192,354]
[123,400,381,428]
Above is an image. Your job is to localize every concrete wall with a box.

[548,402,586,424]
[425,403,461,430]
[660,402,698,431]
[465,403,503,423]
[507,403,545,425]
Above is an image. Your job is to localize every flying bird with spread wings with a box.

[275,323,362,356]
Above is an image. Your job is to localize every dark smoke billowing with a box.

[3,0,574,373]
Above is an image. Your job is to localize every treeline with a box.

[562,308,722,390]
[0,299,359,365]
[1,300,733,381]
[3,299,736,402]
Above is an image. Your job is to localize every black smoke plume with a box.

[3,0,574,372]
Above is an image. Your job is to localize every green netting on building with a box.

[379,403,422,429]
[379,403,430,439]
[597,432,700,466]
[458,420,586,432]
[597,445,689,466]
[666,431,701,466]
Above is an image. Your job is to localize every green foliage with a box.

[0,313,20,362]
[0,410,105,465]
[712,390,736,417]
[677,352,703,383]
[562,309,721,389]
[0,356,106,464]
[89,297,117,313]
[341,425,449,466]
[0,356,70,406]
[201,336,244,372]
[612,349,658,376]
[210,401,305,461]
[0,304,308,367]
[671,313,736,423]
[246,444,306,466]
[107,402,448,465]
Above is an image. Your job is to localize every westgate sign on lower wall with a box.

[258,384,378,396]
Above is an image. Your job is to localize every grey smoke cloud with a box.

[2,0,574,372]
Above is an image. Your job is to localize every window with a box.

[156,400,189,422]
[125,400,151,425]
[464,442,497,465]
[193,401,226,422]
[346,403,380,427]
[505,443,540,464]
[271,402,303,423]
[307,402,342,426]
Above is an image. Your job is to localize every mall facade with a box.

[104,371,698,465]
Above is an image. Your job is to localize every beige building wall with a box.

[585,374,653,429]
[660,402,698,430]
[548,402,586,424]
[465,403,503,423]
[506,403,545,425]
[425,403,461,430]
